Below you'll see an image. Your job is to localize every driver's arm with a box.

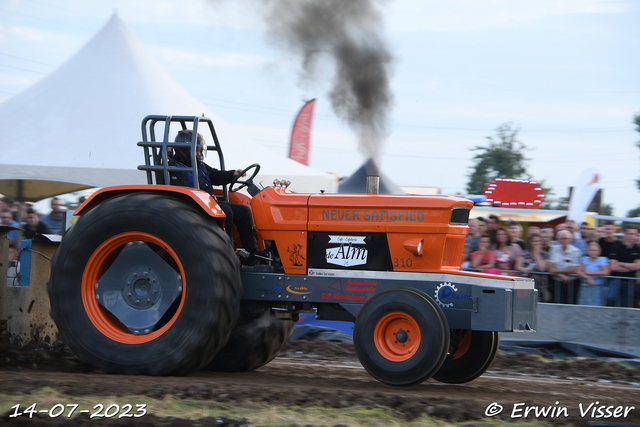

[203,163,237,186]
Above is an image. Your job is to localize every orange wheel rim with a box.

[81,232,186,344]
[449,330,472,360]
[374,312,421,362]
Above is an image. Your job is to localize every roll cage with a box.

[137,115,230,202]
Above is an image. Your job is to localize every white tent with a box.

[0,14,337,202]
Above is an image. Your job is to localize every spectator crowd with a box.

[2,196,68,286]
[463,215,640,308]
[2,195,639,307]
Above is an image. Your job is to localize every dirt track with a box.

[1,335,639,426]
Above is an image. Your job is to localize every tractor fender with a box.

[75,185,226,227]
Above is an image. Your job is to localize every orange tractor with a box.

[48,115,537,386]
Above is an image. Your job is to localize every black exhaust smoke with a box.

[261,0,394,163]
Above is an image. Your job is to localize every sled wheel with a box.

[48,192,241,375]
[432,330,500,384]
[353,287,449,386]
[205,306,295,372]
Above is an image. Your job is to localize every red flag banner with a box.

[289,99,316,166]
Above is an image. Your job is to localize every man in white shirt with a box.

[548,230,582,304]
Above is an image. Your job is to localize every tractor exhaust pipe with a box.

[367,175,380,194]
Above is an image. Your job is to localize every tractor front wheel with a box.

[353,287,449,386]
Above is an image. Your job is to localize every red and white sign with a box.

[483,178,545,209]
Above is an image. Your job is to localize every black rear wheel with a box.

[48,192,241,375]
[432,330,499,384]
[353,287,449,386]
[205,306,295,372]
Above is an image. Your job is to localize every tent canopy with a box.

[0,14,337,202]
[338,158,402,194]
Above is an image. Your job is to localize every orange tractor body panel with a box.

[76,185,226,225]
[246,188,474,275]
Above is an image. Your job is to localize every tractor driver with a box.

[168,129,266,265]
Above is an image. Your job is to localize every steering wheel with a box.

[229,163,261,192]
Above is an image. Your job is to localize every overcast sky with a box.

[1,0,639,216]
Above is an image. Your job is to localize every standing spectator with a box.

[506,220,527,251]
[540,227,554,252]
[1,196,19,222]
[607,225,640,307]
[492,227,522,272]
[515,233,550,301]
[461,244,472,270]
[580,222,591,237]
[40,197,65,235]
[580,222,592,243]
[465,218,482,252]
[576,242,610,306]
[20,203,34,222]
[596,225,607,239]
[476,217,488,236]
[515,233,549,274]
[564,219,587,255]
[584,229,600,244]
[598,221,619,258]
[7,242,20,285]
[548,230,582,304]
[471,235,500,274]
[21,208,50,239]
[526,226,540,241]
[555,222,568,234]
[1,208,20,244]
[487,214,500,244]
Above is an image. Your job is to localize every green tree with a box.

[466,123,529,194]
[627,206,640,218]
[601,203,614,216]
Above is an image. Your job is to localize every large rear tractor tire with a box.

[48,192,241,376]
[205,306,295,372]
[432,330,499,384]
[353,287,449,386]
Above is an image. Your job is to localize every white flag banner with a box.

[568,169,602,224]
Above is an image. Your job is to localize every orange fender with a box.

[75,185,226,228]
